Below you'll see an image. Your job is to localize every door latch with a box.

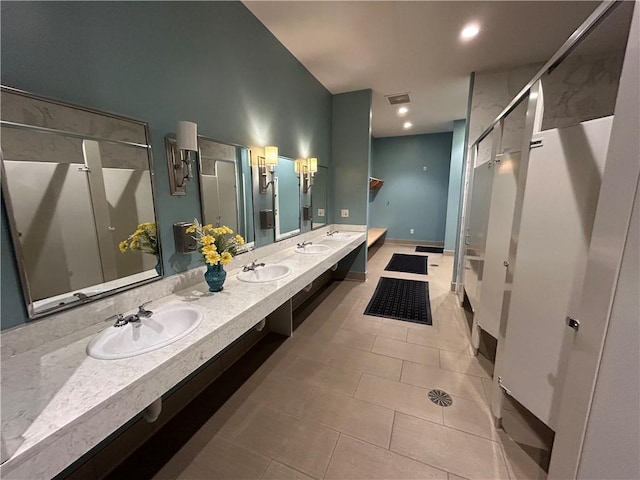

[566,317,580,331]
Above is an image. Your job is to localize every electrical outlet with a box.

[410,228,415,234]
[341,209,349,218]
[317,208,325,217]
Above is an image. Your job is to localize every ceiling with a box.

[243,1,600,137]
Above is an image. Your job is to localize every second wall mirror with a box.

[274,156,301,241]
[198,137,254,246]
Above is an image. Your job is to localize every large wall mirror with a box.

[274,156,301,241]
[0,86,161,318]
[198,137,254,245]
[312,165,328,229]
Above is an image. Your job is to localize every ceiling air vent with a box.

[385,92,411,105]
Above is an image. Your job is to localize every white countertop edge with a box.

[0,231,366,479]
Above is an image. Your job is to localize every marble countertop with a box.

[0,230,366,479]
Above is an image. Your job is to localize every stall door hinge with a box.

[498,376,512,396]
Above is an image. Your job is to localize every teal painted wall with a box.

[370,133,453,243]
[331,90,372,273]
[0,1,331,329]
[444,120,467,251]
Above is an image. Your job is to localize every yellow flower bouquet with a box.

[187,219,245,292]
[119,222,158,255]
[119,222,160,273]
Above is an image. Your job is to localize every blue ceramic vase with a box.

[204,264,226,292]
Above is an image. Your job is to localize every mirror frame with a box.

[0,85,163,319]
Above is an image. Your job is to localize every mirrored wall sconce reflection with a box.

[295,157,318,193]
[255,146,278,194]
[166,121,198,196]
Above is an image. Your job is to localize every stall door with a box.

[499,116,613,429]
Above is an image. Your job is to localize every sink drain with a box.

[428,389,453,407]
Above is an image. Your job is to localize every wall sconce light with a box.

[166,121,198,196]
[257,146,278,194]
[295,157,318,193]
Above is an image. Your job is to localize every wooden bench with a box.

[367,228,387,248]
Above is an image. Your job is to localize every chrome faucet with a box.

[108,313,136,328]
[242,260,265,272]
[326,230,338,237]
[73,292,88,300]
[297,241,313,248]
[107,302,151,328]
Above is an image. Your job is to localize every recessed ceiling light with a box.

[460,23,480,40]
[398,106,409,116]
[403,122,412,129]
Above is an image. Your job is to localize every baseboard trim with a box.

[345,271,367,282]
[443,249,454,256]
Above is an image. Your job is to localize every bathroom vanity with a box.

[0,226,366,479]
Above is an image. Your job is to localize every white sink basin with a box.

[328,232,357,240]
[237,264,291,283]
[295,244,331,255]
[87,305,203,360]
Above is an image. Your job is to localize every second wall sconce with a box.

[166,120,198,196]
[257,146,278,194]
[295,157,318,193]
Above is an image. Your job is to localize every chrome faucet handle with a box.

[105,313,128,327]
[105,313,123,323]
[137,302,153,318]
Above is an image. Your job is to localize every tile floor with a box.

[151,244,548,480]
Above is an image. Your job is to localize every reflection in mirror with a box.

[312,166,328,229]
[197,137,254,246]
[0,86,160,318]
[274,156,301,241]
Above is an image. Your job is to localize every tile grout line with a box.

[321,432,342,480]
[387,414,505,479]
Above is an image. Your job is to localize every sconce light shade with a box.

[307,157,318,174]
[295,159,306,174]
[264,146,279,166]
[177,121,198,151]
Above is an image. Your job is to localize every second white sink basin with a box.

[295,244,331,255]
[87,305,203,360]
[328,232,358,240]
[237,264,291,283]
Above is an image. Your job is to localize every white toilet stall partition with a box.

[474,97,529,341]
[499,115,613,429]
[463,129,497,312]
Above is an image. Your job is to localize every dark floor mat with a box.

[364,277,432,325]
[415,245,444,254]
[385,253,428,275]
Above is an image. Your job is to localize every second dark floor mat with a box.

[385,253,428,275]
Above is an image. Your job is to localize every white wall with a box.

[578,181,639,479]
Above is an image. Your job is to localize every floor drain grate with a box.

[428,389,453,407]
